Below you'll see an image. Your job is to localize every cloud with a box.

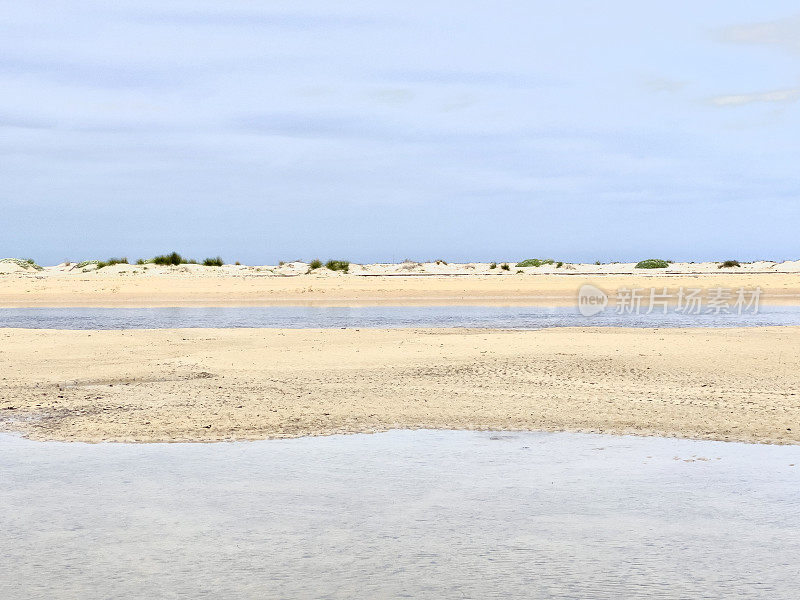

[106,6,385,30]
[708,89,800,107]
[382,69,558,89]
[231,112,510,144]
[720,14,800,54]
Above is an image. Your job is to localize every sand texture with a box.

[1,327,798,444]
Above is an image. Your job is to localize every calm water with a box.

[2,305,800,329]
[1,430,798,599]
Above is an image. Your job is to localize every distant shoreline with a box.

[2,261,800,307]
[3,258,800,275]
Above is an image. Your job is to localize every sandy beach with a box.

[2,260,800,307]
[1,326,798,444]
[3,260,799,444]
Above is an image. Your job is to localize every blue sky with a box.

[2,1,800,264]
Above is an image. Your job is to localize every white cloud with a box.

[720,14,800,54]
[708,89,800,107]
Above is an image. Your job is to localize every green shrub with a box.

[489,262,497,269]
[718,260,741,269]
[325,260,349,272]
[516,258,554,267]
[203,256,224,267]
[635,259,669,269]
[556,261,564,268]
[96,257,128,269]
[152,252,188,266]
[500,263,510,271]
[308,259,323,270]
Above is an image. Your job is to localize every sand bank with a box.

[2,262,800,307]
[1,327,798,443]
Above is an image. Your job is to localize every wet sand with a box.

[1,326,798,443]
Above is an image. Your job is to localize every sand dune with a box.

[2,260,800,306]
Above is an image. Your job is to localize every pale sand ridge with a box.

[1,327,798,444]
[2,261,800,307]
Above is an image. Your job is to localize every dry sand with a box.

[1,327,798,444]
[2,260,800,306]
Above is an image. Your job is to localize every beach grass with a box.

[635,259,669,269]
[150,252,190,266]
[325,260,350,272]
[718,260,741,268]
[95,257,128,269]
[516,258,554,267]
[0,258,44,271]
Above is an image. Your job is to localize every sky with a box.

[2,1,800,265]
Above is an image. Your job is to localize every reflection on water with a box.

[1,430,798,599]
[2,305,800,329]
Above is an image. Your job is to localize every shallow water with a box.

[2,305,800,329]
[1,430,798,599]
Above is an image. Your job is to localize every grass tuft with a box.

[151,252,189,266]
[718,260,741,269]
[96,257,128,269]
[203,256,224,267]
[500,263,510,271]
[308,259,323,270]
[325,260,350,272]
